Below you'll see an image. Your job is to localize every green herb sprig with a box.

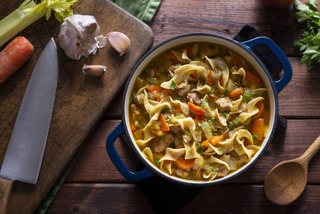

[293,0,320,70]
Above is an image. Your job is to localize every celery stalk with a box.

[0,0,78,47]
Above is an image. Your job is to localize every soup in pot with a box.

[129,42,269,181]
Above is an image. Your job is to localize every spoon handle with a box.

[300,135,320,164]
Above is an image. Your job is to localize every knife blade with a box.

[0,38,58,213]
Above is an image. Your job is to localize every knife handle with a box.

[0,178,13,214]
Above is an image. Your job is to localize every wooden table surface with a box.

[47,0,320,213]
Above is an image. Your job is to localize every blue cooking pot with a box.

[106,33,292,186]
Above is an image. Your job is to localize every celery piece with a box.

[0,0,78,47]
[146,77,158,85]
[199,121,213,140]
[175,114,185,119]
[182,129,192,138]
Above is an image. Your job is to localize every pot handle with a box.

[242,37,292,93]
[106,122,153,181]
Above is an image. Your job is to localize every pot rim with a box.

[121,32,279,186]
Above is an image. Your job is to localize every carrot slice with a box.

[207,70,215,86]
[154,129,164,136]
[193,114,204,125]
[188,102,205,115]
[220,76,225,86]
[130,122,138,132]
[176,156,195,169]
[190,72,198,79]
[246,71,261,86]
[229,87,244,99]
[163,52,180,64]
[159,113,170,132]
[252,118,264,140]
[173,105,182,114]
[147,85,162,101]
[163,52,176,60]
[201,140,210,149]
[209,135,224,146]
[147,85,162,94]
[208,93,218,100]
[0,36,34,84]
[253,101,264,120]
[201,135,224,149]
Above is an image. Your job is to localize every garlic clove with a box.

[107,32,130,56]
[82,64,107,77]
[58,14,107,60]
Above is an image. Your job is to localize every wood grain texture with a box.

[149,0,303,56]
[0,0,153,213]
[0,179,13,214]
[47,183,320,213]
[279,59,320,118]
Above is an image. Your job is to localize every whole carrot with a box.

[0,36,34,84]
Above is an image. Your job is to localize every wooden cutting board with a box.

[0,0,153,213]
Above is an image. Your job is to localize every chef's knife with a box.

[0,38,58,213]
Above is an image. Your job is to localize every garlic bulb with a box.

[107,32,130,56]
[82,65,106,76]
[58,14,107,60]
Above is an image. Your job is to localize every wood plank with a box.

[47,183,320,213]
[47,184,153,214]
[279,58,320,118]
[184,184,320,213]
[66,119,320,184]
[150,0,304,56]
[66,120,141,183]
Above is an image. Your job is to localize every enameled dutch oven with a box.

[106,33,292,186]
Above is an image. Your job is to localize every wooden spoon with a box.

[264,135,320,205]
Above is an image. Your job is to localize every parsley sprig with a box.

[293,0,320,70]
